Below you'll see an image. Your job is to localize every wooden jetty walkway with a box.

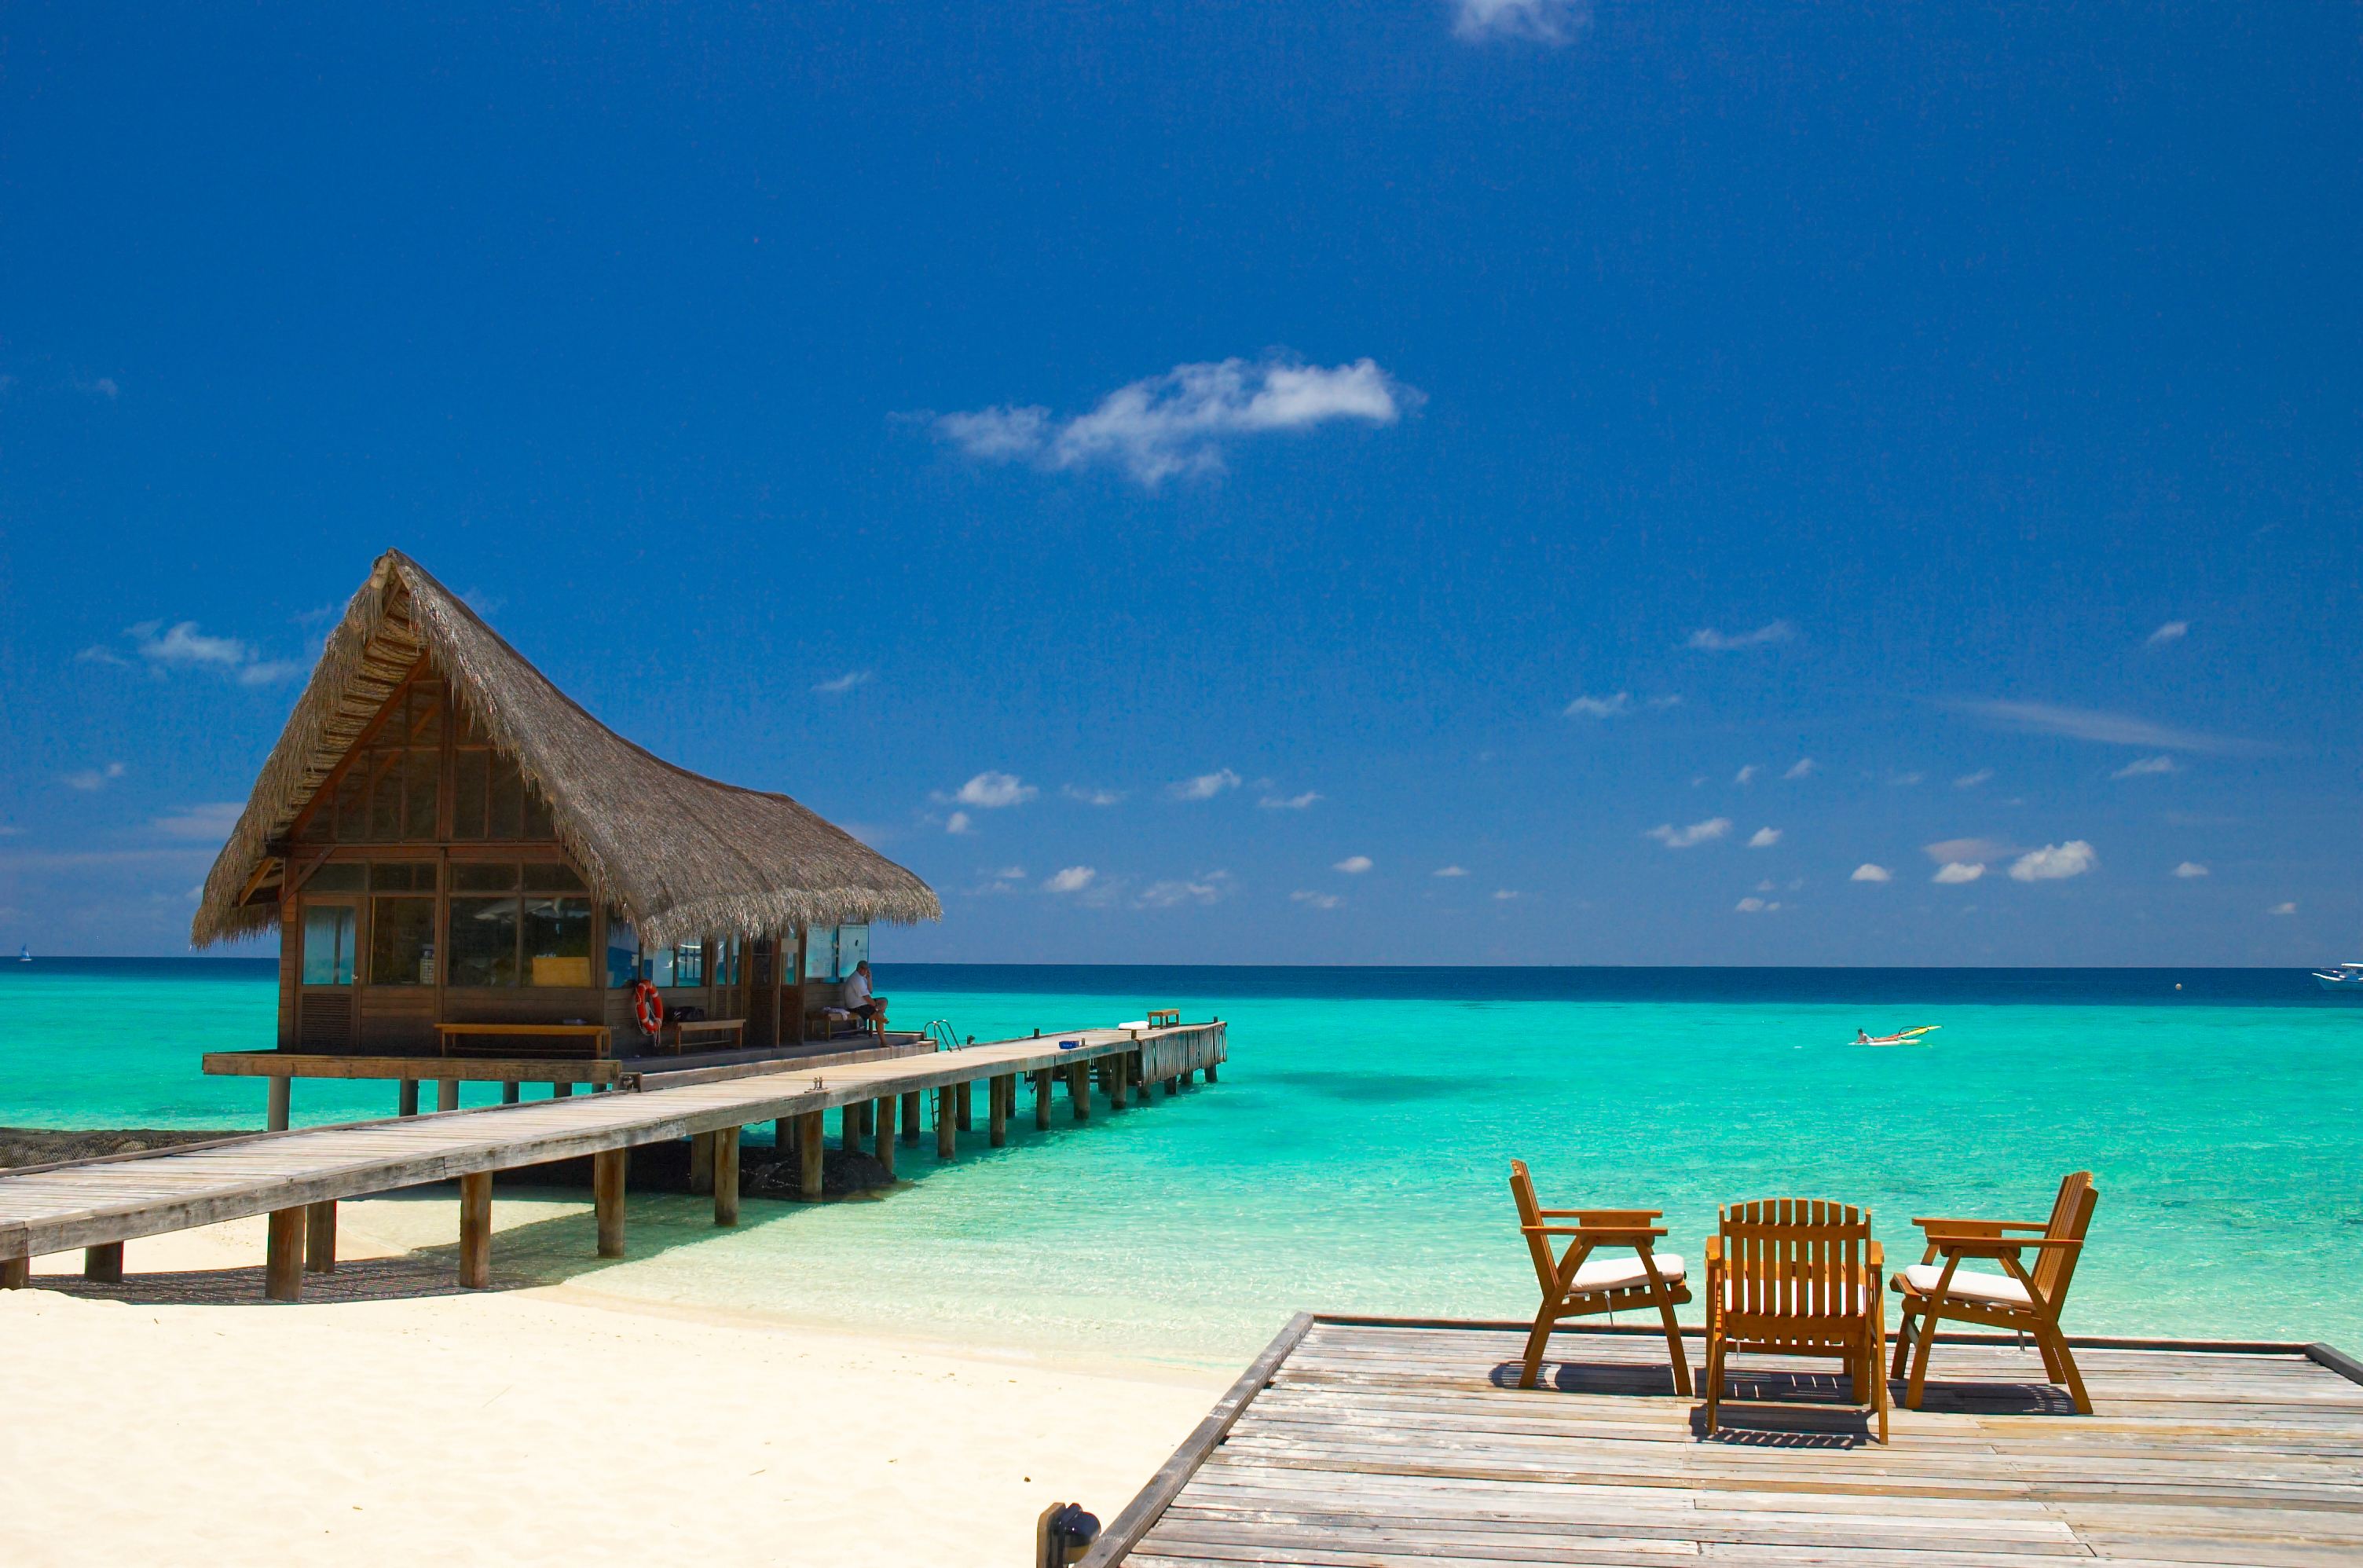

[0,1020,1224,1299]
[1083,1315,2363,1566]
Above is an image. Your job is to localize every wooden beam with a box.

[83,1241,123,1283]
[713,1127,740,1225]
[266,1075,292,1132]
[688,1130,716,1195]
[1110,1060,1129,1111]
[437,1079,461,1113]
[266,1207,306,1301]
[798,1110,825,1199]
[1203,1061,1218,1084]
[874,1096,896,1178]
[1,1256,27,1289]
[304,1200,337,1274]
[501,1081,521,1105]
[457,1171,492,1289]
[1070,1061,1091,1121]
[955,1079,973,1131]
[936,1086,956,1159]
[841,1103,863,1152]
[207,1052,625,1086]
[899,1089,922,1145]
[989,1075,1009,1147]
[398,1079,420,1116]
[1034,1069,1053,1130]
[593,1149,626,1258]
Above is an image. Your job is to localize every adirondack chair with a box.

[1703,1198,1888,1443]
[1508,1160,1691,1394]
[1890,1171,2099,1414]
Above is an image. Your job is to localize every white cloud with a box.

[1746,827,1781,848]
[1889,771,1926,786]
[238,659,301,687]
[2145,621,2189,648]
[934,354,1416,486]
[63,761,126,791]
[1686,621,1795,652]
[2112,755,2178,779]
[1291,889,1343,910]
[1452,0,1591,42]
[1735,764,1759,786]
[2173,862,2209,878]
[1169,768,1242,801]
[813,670,872,694]
[74,644,129,667]
[1954,768,1994,789]
[1850,863,1892,883]
[1062,784,1126,807]
[1782,758,1815,780]
[1563,692,1628,719]
[1043,866,1097,894]
[1925,837,2015,865]
[1434,865,1468,878]
[1258,790,1321,810]
[1933,862,1986,885]
[945,811,973,835]
[152,802,244,841]
[1645,817,1731,850]
[1735,896,1779,913]
[1333,855,1373,874]
[954,771,1037,808]
[76,376,119,399]
[1137,872,1233,908]
[1492,888,1519,901]
[1958,700,2262,756]
[136,621,248,669]
[2009,841,2097,882]
[2269,901,2297,916]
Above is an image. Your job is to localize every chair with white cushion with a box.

[1890,1171,2098,1414]
[1508,1160,1691,1394]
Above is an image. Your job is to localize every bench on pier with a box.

[659,1017,746,1055]
[436,1022,614,1061]
[805,1007,886,1044]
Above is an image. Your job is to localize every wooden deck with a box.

[0,1020,1224,1287]
[1086,1317,2363,1566]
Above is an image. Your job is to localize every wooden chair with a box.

[1508,1160,1691,1394]
[1890,1171,2098,1414]
[1703,1198,1888,1443]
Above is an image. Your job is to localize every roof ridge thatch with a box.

[192,550,940,947]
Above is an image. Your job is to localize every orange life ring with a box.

[632,978,665,1038]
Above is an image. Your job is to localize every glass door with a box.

[298,900,358,1049]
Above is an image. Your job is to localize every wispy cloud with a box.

[1137,872,1233,909]
[2009,841,2096,881]
[82,619,302,687]
[812,669,872,694]
[2112,755,2178,779]
[1746,827,1781,848]
[1958,701,2262,756]
[1043,866,1097,894]
[1735,896,1780,913]
[1933,862,1986,885]
[1169,768,1242,802]
[2269,901,2297,916]
[2173,862,2209,878]
[1258,790,1321,811]
[1434,865,1468,878]
[74,644,129,667]
[152,802,243,841]
[75,375,119,399]
[1063,784,1126,807]
[63,761,126,791]
[1686,621,1795,652]
[1492,888,1519,901]
[2145,621,2189,648]
[1851,863,1892,883]
[1645,817,1731,850]
[1735,764,1760,786]
[1925,837,2016,865]
[1333,855,1373,874]
[1563,692,1628,719]
[945,811,973,835]
[1451,0,1592,44]
[953,772,1037,808]
[1783,758,1815,781]
[933,354,1416,487]
[1291,889,1343,910]
[1954,768,1995,789]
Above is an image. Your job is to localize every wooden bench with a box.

[436,1022,614,1061]
[1146,1009,1182,1029]
[805,1008,885,1044]
[660,1017,746,1056]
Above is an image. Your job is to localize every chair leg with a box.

[2043,1324,2094,1415]
[1655,1295,1693,1398]
[2032,1324,2066,1383]
[1702,1332,1724,1435]
[1871,1331,1889,1444]
[1906,1309,1941,1410]
[1519,1311,1554,1390]
[1891,1309,1917,1379]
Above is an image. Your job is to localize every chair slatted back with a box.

[1718,1198,1875,1350]
[2031,1171,2097,1306]
[1508,1160,1562,1298]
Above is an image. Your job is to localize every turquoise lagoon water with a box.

[3,960,2359,1366]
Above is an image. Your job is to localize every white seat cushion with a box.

[1566,1253,1685,1296]
[1901,1262,2031,1308]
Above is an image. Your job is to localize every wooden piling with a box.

[775,1116,797,1158]
[1070,1061,1091,1121]
[398,1079,420,1116]
[554,1081,573,1098]
[874,1096,896,1178]
[900,1089,923,1145]
[502,1082,521,1105]
[266,1075,291,1133]
[713,1127,741,1225]
[936,1086,956,1158]
[1034,1069,1053,1130]
[457,1172,493,1289]
[843,1103,863,1151]
[594,1149,627,1257]
[955,1079,973,1131]
[799,1110,825,1198]
[990,1075,1010,1146]
[1164,1075,1179,1096]
[266,1207,306,1301]
[1,1256,27,1289]
[438,1079,462,1113]
[1111,1061,1129,1110]
[304,1200,337,1273]
[84,1241,123,1282]
[1204,1061,1218,1083]
[690,1130,716,1195]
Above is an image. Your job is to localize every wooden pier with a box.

[1083,1315,2363,1566]
[0,1020,1224,1297]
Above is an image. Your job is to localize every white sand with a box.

[0,1195,1227,1566]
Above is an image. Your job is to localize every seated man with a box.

[842,960,888,1031]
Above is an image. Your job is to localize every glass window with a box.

[452,750,489,840]
[488,754,524,839]
[672,940,705,987]
[301,904,356,985]
[605,914,639,987]
[452,862,518,892]
[368,753,404,841]
[403,749,438,841]
[370,862,436,892]
[643,943,676,987]
[523,862,583,892]
[305,863,366,893]
[803,925,835,981]
[332,769,367,841]
[526,896,592,986]
[447,896,520,986]
[715,935,739,987]
[370,897,436,985]
[837,924,870,976]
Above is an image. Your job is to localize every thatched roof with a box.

[193,550,939,947]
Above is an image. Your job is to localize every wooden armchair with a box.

[1508,1160,1691,1394]
[1704,1198,1887,1443]
[1890,1171,2098,1413]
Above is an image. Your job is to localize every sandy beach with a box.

[0,1193,1226,1566]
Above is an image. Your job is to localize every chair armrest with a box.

[1928,1234,2081,1259]
[1911,1216,2048,1233]
[1867,1240,1883,1267]
[1704,1236,1722,1263]
[1520,1224,1667,1243]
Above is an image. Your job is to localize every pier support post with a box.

[458,1172,493,1289]
[1111,1061,1129,1111]
[1204,1061,1218,1084]
[1164,1075,1179,1097]
[775,1116,796,1157]
[956,1080,973,1131]
[502,1082,521,1105]
[438,1079,462,1113]
[554,1082,573,1098]
[900,1090,922,1145]
[936,1087,956,1158]
[1,1256,27,1289]
[713,1127,741,1226]
[594,1149,627,1257]
[990,1075,1009,1147]
[305,1201,338,1273]
[266,1075,292,1132]
[399,1079,420,1117]
[84,1242,123,1283]
[799,1111,825,1199]
[266,1207,306,1301]
[1069,1061,1091,1122]
[843,1104,863,1151]
[874,1096,896,1178]
[1034,1070,1053,1130]
[689,1131,716,1195]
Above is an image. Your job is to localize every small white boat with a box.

[14,944,25,964]
[2314,962,2363,992]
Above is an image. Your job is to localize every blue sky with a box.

[2,2,2358,965]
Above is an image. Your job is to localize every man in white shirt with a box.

[843,960,887,1030]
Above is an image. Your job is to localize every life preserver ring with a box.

[632,978,665,1038]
